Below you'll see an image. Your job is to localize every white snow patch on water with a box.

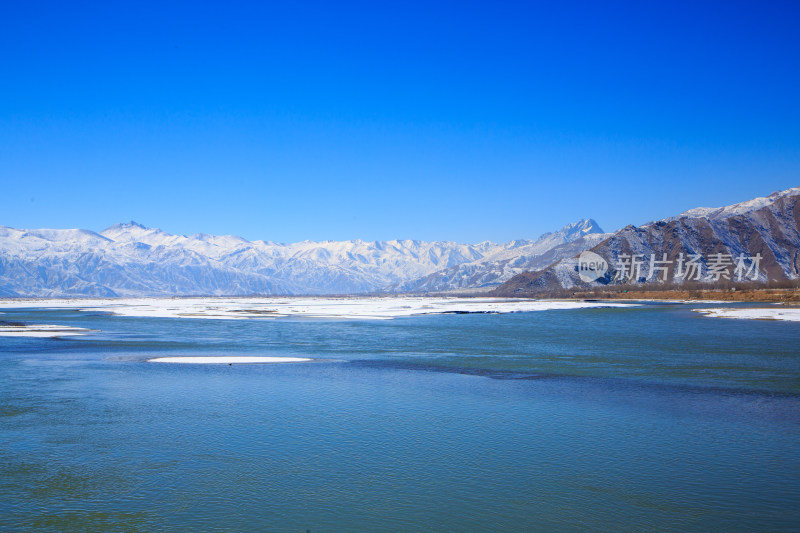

[148,356,312,364]
[0,297,637,321]
[694,308,800,322]
[0,324,91,337]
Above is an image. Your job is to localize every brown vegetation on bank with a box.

[492,280,800,303]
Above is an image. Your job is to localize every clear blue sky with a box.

[1,1,798,243]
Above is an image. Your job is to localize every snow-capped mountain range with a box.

[0,219,602,297]
[5,188,796,298]
[393,219,606,292]
[495,187,800,295]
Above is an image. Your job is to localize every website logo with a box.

[578,251,608,282]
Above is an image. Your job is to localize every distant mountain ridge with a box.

[395,219,606,292]
[0,219,598,297]
[494,187,800,296]
[5,188,796,298]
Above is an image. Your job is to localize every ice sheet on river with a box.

[0,296,636,320]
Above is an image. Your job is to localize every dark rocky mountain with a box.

[493,187,800,296]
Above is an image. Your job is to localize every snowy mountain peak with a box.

[534,218,604,246]
[563,218,603,238]
[585,218,603,232]
[102,221,151,236]
[671,186,800,221]
[103,221,149,232]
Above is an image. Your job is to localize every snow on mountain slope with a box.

[0,220,598,297]
[668,187,800,221]
[495,187,800,295]
[395,219,606,292]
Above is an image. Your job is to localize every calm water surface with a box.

[1,302,799,531]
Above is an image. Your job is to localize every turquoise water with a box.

[1,303,799,531]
